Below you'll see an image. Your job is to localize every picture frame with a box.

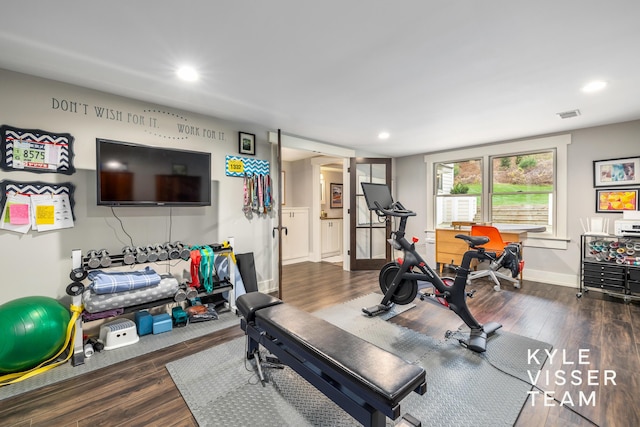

[0,179,77,220]
[1,125,76,175]
[596,189,638,213]
[330,183,343,208]
[238,132,256,156]
[593,157,640,187]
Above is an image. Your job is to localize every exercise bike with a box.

[360,183,502,353]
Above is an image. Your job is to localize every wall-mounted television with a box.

[96,138,211,206]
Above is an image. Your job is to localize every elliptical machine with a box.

[360,183,501,353]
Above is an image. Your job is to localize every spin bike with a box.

[360,183,502,353]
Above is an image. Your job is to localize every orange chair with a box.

[467,225,523,291]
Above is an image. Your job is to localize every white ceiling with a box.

[2,1,640,158]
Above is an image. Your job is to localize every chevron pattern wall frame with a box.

[1,125,76,174]
[225,155,270,177]
[0,179,76,220]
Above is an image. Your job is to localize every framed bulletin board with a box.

[1,125,75,175]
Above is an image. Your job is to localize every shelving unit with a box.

[69,244,235,366]
[578,234,640,302]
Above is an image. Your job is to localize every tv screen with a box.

[96,138,211,206]
[361,182,394,210]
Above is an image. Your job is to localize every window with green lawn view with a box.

[435,150,554,231]
[435,159,482,226]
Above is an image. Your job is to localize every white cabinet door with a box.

[282,208,310,263]
[321,219,342,257]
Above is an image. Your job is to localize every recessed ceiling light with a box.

[176,66,199,82]
[378,132,390,140]
[582,80,607,93]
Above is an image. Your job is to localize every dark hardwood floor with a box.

[2,262,639,426]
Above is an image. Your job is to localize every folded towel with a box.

[88,267,161,294]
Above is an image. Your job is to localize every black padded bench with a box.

[237,292,426,427]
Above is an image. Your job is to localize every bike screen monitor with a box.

[361,182,394,211]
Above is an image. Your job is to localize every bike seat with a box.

[456,234,489,247]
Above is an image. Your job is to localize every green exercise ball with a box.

[0,296,70,374]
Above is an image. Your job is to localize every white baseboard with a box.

[259,279,277,294]
[523,268,579,288]
[282,256,310,266]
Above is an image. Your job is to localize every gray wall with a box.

[2,67,638,307]
[0,69,276,305]
[395,119,640,287]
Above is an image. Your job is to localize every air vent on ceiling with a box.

[557,109,581,119]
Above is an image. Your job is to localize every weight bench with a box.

[237,292,426,427]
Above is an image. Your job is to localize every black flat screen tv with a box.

[96,138,211,206]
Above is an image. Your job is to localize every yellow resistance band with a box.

[0,303,83,386]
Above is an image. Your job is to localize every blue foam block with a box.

[152,313,173,334]
[135,311,153,336]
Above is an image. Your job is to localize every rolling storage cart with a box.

[578,234,640,302]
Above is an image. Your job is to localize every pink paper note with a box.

[9,203,30,225]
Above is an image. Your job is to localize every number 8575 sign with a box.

[12,141,59,170]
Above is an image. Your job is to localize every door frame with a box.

[349,157,393,271]
[269,132,355,296]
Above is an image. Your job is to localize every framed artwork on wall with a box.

[593,157,640,187]
[239,132,256,156]
[596,189,638,213]
[330,183,343,208]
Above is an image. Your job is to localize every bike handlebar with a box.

[373,201,416,218]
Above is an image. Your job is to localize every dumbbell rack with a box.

[68,243,235,367]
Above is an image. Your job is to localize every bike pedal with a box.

[418,291,432,300]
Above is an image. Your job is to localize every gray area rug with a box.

[0,310,240,400]
[167,293,553,426]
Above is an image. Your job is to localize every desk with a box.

[435,224,545,274]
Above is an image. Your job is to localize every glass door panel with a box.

[350,158,392,270]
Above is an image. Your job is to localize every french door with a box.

[349,158,392,270]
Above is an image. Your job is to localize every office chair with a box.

[467,225,523,291]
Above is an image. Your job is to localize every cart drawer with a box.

[629,281,640,294]
[583,276,625,291]
[583,262,626,279]
[628,267,640,282]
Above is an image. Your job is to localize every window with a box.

[426,134,570,248]
[490,151,554,229]
[435,159,482,228]
[435,152,555,229]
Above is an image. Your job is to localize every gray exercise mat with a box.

[167,295,552,426]
[313,292,416,333]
